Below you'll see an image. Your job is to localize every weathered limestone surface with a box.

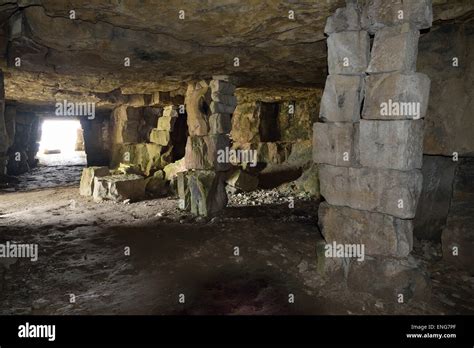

[180,77,235,216]
[210,92,237,106]
[187,170,228,217]
[185,81,210,136]
[210,101,236,115]
[184,135,231,172]
[414,155,457,241]
[313,122,360,167]
[110,106,142,144]
[367,24,420,74]
[359,120,423,170]
[347,255,431,301]
[111,143,171,176]
[157,116,176,132]
[313,0,434,301]
[362,73,431,120]
[419,21,474,156]
[163,158,186,181]
[79,166,109,196]
[1,1,467,107]
[327,31,370,75]
[319,75,364,122]
[162,105,179,118]
[150,129,170,146]
[361,0,433,33]
[324,1,361,34]
[209,113,231,134]
[93,174,146,202]
[319,164,422,218]
[209,80,236,95]
[319,202,413,257]
[177,171,191,210]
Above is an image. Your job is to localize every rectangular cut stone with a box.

[93,174,146,202]
[367,24,420,74]
[209,113,231,134]
[361,0,433,33]
[211,92,237,106]
[187,170,228,216]
[110,106,142,144]
[163,105,178,118]
[319,75,364,122]
[327,31,370,75]
[209,80,235,95]
[157,116,176,131]
[324,1,361,34]
[362,73,430,120]
[150,129,170,146]
[79,166,109,196]
[210,101,236,114]
[318,202,413,257]
[359,120,423,170]
[318,164,422,218]
[185,135,231,171]
[313,122,359,166]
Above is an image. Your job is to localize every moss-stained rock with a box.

[111,143,169,176]
[163,158,186,181]
[187,170,228,217]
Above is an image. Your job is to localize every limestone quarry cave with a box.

[0,0,473,317]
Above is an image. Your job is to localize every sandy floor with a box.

[0,166,472,315]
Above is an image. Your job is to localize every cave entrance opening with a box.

[37,119,87,166]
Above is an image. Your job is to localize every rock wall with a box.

[419,20,474,156]
[412,18,474,273]
[6,109,40,175]
[231,87,321,193]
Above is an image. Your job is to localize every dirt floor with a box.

[0,165,473,315]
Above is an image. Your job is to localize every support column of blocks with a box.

[314,0,433,301]
[179,76,237,216]
[0,70,8,176]
[150,105,178,146]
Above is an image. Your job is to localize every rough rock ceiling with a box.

[0,0,473,108]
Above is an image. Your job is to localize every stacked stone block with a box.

[179,76,236,216]
[150,105,178,146]
[314,0,432,301]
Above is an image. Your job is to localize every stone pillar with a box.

[314,0,432,302]
[0,70,7,176]
[179,76,236,216]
